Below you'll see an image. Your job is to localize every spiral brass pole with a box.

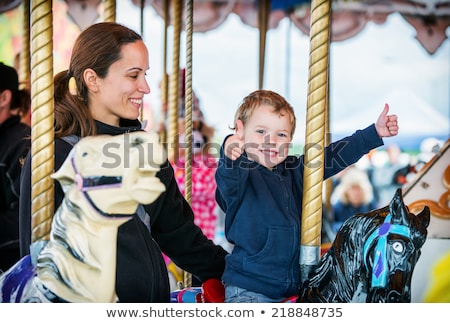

[300,0,331,284]
[139,0,145,122]
[19,0,30,89]
[258,0,270,90]
[30,0,54,245]
[182,0,194,289]
[159,0,169,145]
[324,70,333,220]
[184,0,193,206]
[139,0,145,36]
[103,0,116,22]
[167,0,182,163]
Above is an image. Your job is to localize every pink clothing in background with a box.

[172,154,218,240]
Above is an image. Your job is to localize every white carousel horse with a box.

[0,131,166,302]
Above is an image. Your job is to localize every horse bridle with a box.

[71,157,122,192]
[363,213,411,288]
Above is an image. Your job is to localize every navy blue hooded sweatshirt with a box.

[215,124,383,299]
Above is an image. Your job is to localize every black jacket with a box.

[19,119,227,302]
[0,115,30,272]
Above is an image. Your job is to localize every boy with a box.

[215,89,398,302]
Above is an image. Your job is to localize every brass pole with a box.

[159,0,170,145]
[19,0,30,89]
[30,0,55,245]
[139,0,145,122]
[300,0,331,283]
[184,0,193,206]
[103,0,116,22]
[183,0,193,289]
[324,69,333,217]
[167,0,182,163]
[258,0,270,89]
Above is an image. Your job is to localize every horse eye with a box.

[132,137,144,147]
[392,241,404,253]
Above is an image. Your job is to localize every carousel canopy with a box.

[136,0,450,55]
[1,0,448,55]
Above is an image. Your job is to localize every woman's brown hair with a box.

[54,22,142,138]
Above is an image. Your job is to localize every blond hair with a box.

[232,89,296,137]
[332,167,374,205]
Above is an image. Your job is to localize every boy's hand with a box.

[375,103,399,138]
[225,119,245,160]
[224,134,244,160]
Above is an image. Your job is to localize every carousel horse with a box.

[298,188,429,302]
[171,189,430,303]
[0,131,166,302]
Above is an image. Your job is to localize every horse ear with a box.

[389,188,408,224]
[418,205,430,229]
[389,188,402,213]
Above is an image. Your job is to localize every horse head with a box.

[362,188,430,302]
[54,131,167,217]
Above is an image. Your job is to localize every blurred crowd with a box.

[326,137,445,235]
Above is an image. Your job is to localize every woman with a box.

[19,22,227,302]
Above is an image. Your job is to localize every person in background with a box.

[370,143,409,207]
[0,62,31,272]
[12,53,31,127]
[330,166,377,233]
[173,103,218,240]
[215,89,399,302]
[19,22,227,302]
[10,87,31,127]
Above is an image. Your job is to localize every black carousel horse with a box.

[298,188,430,302]
[172,189,430,303]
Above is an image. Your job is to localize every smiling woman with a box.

[18,21,227,303]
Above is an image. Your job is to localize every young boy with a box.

[215,89,398,302]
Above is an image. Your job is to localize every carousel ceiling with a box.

[1,0,449,55]
[140,0,450,55]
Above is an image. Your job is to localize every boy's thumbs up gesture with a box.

[375,103,399,138]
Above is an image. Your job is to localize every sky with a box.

[118,4,449,150]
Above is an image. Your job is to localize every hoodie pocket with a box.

[244,226,296,279]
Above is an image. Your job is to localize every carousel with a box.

[0,0,448,303]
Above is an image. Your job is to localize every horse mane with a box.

[37,196,102,276]
[35,183,128,302]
